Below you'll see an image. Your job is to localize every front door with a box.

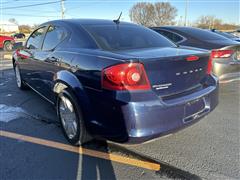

[19,26,47,90]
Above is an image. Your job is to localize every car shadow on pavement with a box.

[80,141,116,180]
[0,68,117,179]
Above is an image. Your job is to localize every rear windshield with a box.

[182,28,232,41]
[84,24,176,51]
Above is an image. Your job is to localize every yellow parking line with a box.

[0,130,160,171]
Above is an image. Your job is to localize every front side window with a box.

[42,26,67,51]
[26,27,46,49]
[158,30,184,43]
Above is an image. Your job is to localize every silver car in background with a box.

[211,45,240,83]
[151,26,240,83]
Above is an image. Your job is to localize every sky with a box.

[0,0,239,26]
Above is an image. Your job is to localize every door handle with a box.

[48,56,59,62]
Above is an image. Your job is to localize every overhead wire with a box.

[3,13,59,17]
[2,0,64,10]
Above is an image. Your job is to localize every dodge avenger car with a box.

[13,19,219,145]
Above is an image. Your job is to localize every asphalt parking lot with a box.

[0,51,239,180]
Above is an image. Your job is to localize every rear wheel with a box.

[57,89,91,146]
[3,41,13,51]
[14,64,28,90]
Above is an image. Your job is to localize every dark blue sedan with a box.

[13,19,218,145]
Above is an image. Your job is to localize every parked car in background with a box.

[13,19,218,146]
[151,26,240,83]
[210,29,240,42]
[228,29,240,37]
[12,33,26,39]
[0,35,15,51]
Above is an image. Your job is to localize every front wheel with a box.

[57,90,92,146]
[14,64,28,90]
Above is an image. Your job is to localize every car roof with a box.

[41,19,134,27]
[154,26,201,31]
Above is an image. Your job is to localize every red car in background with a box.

[0,35,15,51]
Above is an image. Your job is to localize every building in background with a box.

[0,21,19,33]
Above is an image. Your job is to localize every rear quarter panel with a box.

[55,48,131,139]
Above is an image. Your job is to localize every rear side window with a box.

[84,24,176,51]
[42,26,67,51]
[184,28,231,41]
[156,30,184,43]
[26,27,46,49]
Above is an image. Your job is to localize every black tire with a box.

[3,41,13,51]
[57,89,92,146]
[14,64,28,90]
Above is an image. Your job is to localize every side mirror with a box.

[13,42,24,50]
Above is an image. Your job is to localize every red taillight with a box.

[207,52,214,74]
[16,50,29,59]
[207,49,234,74]
[102,63,151,90]
[211,49,234,58]
[207,57,212,75]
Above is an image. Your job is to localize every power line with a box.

[3,13,59,18]
[5,8,60,13]
[2,0,64,10]
[0,0,20,4]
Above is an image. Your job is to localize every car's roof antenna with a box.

[113,12,122,25]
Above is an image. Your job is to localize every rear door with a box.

[35,25,69,102]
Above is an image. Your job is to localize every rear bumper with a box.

[87,75,219,144]
[120,75,219,144]
[212,59,240,83]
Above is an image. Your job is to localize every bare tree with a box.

[32,24,40,30]
[153,2,177,26]
[196,15,222,29]
[129,2,154,27]
[19,25,31,33]
[129,2,177,27]
[8,18,18,25]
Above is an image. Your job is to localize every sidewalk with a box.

[0,58,13,71]
[0,51,12,60]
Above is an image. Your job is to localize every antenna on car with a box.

[113,12,122,25]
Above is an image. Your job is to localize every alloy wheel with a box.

[15,65,22,88]
[59,96,78,139]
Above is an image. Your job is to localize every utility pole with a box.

[184,0,188,26]
[61,0,65,19]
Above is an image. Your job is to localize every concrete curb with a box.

[3,54,12,60]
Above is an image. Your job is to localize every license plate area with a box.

[183,98,206,123]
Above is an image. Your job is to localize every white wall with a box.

[0,21,19,32]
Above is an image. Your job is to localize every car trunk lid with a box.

[117,47,210,97]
